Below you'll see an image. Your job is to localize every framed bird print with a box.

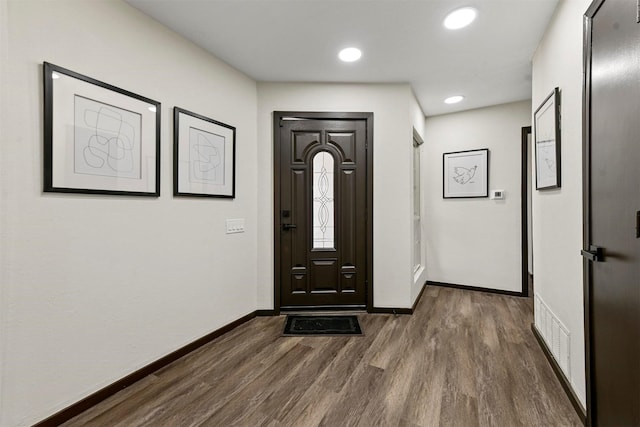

[443,149,489,198]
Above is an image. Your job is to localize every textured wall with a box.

[531,0,592,407]
[257,82,424,309]
[424,101,531,293]
[0,1,258,425]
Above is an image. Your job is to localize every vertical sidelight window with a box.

[312,151,335,249]
[413,130,424,272]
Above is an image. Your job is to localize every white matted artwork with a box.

[44,62,160,196]
[73,95,142,179]
[174,107,235,198]
[443,149,489,198]
[534,87,561,190]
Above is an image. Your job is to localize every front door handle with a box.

[581,245,604,262]
[282,223,297,231]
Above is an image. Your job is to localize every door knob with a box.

[581,245,604,262]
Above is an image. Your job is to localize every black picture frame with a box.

[534,87,561,190]
[173,107,236,198]
[43,62,161,196]
[443,148,489,198]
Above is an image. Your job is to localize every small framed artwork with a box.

[443,148,489,198]
[43,62,160,196]
[534,87,561,190]
[173,107,236,198]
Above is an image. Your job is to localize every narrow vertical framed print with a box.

[43,62,161,196]
[443,148,489,198]
[534,87,561,190]
[173,107,236,198]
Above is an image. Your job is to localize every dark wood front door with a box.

[584,1,640,425]
[274,112,372,310]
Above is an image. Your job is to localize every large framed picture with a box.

[443,148,489,198]
[43,62,161,196]
[534,87,561,190]
[173,107,236,198]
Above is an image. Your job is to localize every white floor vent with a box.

[534,295,571,378]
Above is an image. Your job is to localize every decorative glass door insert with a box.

[312,151,335,249]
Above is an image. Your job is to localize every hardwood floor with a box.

[62,286,581,426]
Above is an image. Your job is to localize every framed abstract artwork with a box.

[534,87,561,190]
[443,148,489,198]
[173,107,236,198]
[43,62,161,196]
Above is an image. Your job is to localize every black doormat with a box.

[282,315,363,336]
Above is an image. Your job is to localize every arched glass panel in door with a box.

[312,151,335,249]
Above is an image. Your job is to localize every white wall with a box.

[0,1,258,425]
[424,101,531,292]
[256,83,425,310]
[0,0,589,424]
[0,0,9,423]
[531,0,590,407]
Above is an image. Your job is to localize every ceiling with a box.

[126,0,559,116]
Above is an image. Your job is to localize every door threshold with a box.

[281,305,367,315]
[283,311,368,316]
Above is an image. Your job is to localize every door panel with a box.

[276,114,370,309]
[585,0,640,425]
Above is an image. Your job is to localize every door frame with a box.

[273,111,374,314]
[583,0,604,424]
[521,126,532,297]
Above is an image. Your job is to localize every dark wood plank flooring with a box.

[62,286,581,426]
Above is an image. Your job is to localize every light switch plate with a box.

[226,218,245,234]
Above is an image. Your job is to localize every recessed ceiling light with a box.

[444,7,477,30]
[444,95,465,104]
[339,47,362,62]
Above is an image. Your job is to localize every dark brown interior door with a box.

[584,1,640,425]
[275,113,371,310]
